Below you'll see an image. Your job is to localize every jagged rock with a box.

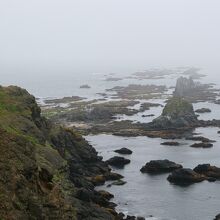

[140,159,182,173]
[106,156,131,168]
[114,147,133,155]
[195,108,211,113]
[190,142,213,148]
[167,168,206,185]
[174,76,196,97]
[173,76,219,102]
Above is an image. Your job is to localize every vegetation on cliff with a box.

[0,86,118,220]
[162,97,195,118]
[150,97,198,129]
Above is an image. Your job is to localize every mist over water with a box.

[1,0,220,87]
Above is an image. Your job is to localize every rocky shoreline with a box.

[34,70,220,219]
[0,86,147,220]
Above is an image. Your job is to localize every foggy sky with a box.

[1,0,220,75]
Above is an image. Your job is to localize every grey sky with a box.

[1,0,220,75]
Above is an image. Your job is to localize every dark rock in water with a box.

[174,76,196,97]
[142,114,155,117]
[218,131,220,134]
[186,136,216,143]
[140,159,182,174]
[160,141,180,146]
[106,156,131,168]
[167,168,206,185]
[193,164,220,179]
[114,147,133,155]
[149,97,198,129]
[214,214,220,220]
[195,108,211,113]
[126,216,136,220]
[190,142,213,148]
[80,84,91,89]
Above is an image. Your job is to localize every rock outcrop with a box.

[173,76,219,103]
[114,147,133,155]
[0,86,120,220]
[106,156,131,168]
[174,76,196,97]
[193,164,220,180]
[140,160,182,174]
[167,168,206,185]
[148,97,198,129]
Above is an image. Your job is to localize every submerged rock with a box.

[108,179,127,186]
[167,168,206,185]
[106,156,131,168]
[140,159,182,174]
[114,147,133,155]
[160,141,180,146]
[80,84,91,89]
